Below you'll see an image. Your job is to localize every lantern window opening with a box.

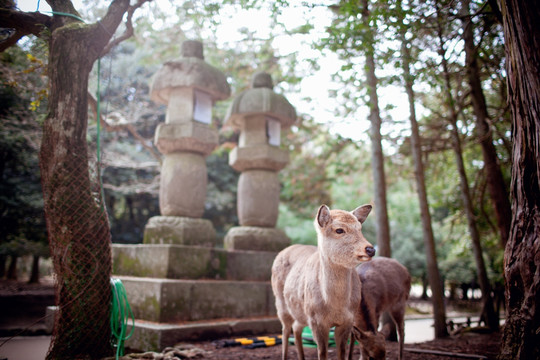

[193,89,213,124]
[266,117,281,147]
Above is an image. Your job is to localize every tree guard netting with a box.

[41,151,113,359]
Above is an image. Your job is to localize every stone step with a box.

[112,244,277,281]
[126,317,282,352]
[118,276,277,324]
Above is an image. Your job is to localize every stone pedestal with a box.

[143,216,217,247]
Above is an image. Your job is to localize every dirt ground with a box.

[176,330,501,360]
[1,279,502,359]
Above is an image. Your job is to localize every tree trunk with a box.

[498,0,540,358]
[28,255,40,284]
[361,0,391,258]
[6,255,17,280]
[41,23,113,358]
[361,0,394,339]
[398,1,448,336]
[0,255,5,278]
[449,119,499,331]
[37,1,134,358]
[437,2,499,331]
[460,0,512,249]
[421,273,429,300]
[0,3,143,356]
[435,2,499,332]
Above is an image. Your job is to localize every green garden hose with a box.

[110,278,135,359]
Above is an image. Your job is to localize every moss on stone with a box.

[139,296,161,322]
[114,252,149,277]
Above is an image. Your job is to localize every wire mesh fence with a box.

[40,149,113,359]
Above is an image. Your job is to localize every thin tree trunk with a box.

[435,3,499,332]
[460,0,512,249]
[6,255,17,280]
[28,255,40,284]
[361,0,391,258]
[421,273,429,300]
[498,0,540,358]
[397,0,448,337]
[0,255,6,278]
[360,0,393,339]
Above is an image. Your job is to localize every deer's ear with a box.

[352,326,369,340]
[316,205,332,228]
[352,205,372,224]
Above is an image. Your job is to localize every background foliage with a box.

[0,0,510,299]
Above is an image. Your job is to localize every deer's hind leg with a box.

[278,312,294,360]
[334,324,353,360]
[390,307,406,360]
[292,321,306,360]
[311,323,330,360]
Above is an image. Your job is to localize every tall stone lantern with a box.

[224,72,296,252]
[144,40,230,247]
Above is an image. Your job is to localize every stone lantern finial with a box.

[181,40,204,59]
[251,71,273,89]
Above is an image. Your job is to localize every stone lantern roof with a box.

[150,40,231,104]
[224,72,296,129]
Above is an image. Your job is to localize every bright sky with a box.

[15,0,409,146]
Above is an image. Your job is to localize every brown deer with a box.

[271,204,376,360]
[350,257,411,360]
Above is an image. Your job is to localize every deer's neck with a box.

[319,254,353,304]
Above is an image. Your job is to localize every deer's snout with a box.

[356,244,376,263]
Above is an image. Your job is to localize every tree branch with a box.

[0,8,52,52]
[88,91,162,164]
[46,0,81,17]
[100,0,152,57]
[0,28,24,52]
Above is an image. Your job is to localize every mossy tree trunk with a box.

[498,0,540,358]
[0,0,150,358]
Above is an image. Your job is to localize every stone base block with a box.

[125,317,282,352]
[144,216,218,247]
[224,226,290,252]
[112,244,277,281]
[117,276,276,323]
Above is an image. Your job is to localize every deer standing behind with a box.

[350,257,411,360]
[271,204,376,360]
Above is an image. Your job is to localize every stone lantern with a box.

[144,40,230,246]
[224,72,296,252]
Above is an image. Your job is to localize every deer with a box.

[271,204,376,360]
[349,257,411,360]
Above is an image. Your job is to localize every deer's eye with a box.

[336,228,345,234]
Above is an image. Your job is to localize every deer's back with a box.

[357,257,411,329]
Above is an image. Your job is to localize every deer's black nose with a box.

[366,246,376,258]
